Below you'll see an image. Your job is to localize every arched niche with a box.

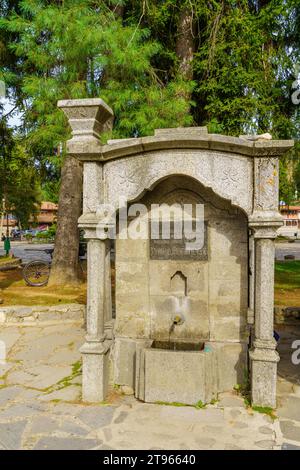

[114,174,248,344]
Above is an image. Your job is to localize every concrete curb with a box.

[0,258,22,271]
[0,303,85,324]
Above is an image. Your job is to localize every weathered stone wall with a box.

[0,304,85,324]
[115,176,248,345]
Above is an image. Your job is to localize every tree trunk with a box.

[48,155,82,285]
[176,6,195,81]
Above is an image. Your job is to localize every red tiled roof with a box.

[280,205,300,211]
[40,201,58,211]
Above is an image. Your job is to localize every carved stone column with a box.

[58,98,114,402]
[80,234,111,402]
[249,225,280,408]
[249,156,282,408]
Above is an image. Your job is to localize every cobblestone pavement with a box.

[0,321,299,450]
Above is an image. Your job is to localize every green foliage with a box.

[252,405,277,420]
[127,0,300,198]
[47,223,57,238]
[195,399,206,409]
[234,368,251,406]
[1,0,193,142]
[35,223,56,240]
[156,399,207,409]
[0,119,40,227]
[35,231,48,240]
[1,0,300,205]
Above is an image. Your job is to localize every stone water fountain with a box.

[57,98,293,408]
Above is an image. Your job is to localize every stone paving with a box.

[0,320,299,450]
[276,324,300,450]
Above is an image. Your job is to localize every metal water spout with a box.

[169,313,185,334]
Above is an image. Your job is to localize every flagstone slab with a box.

[78,406,116,429]
[0,385,23,407]
[277,396,300,421]
[0,420,27,449]
[33,436,101,450]
[7,364,73,390]
[30,415,59,434]
[39,385,81,402]
[280,420,300,443]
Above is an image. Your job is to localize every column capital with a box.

[78,214,115,240]
[249,210,283,238]
[58,98,114,157]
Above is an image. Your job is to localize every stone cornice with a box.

[68,133,294,161]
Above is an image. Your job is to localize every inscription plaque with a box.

[150,222,208,260]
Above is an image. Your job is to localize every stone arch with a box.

[103,148,253,215]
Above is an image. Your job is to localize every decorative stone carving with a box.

[104,149,253,215]
[83,162,103,213]
[254,157,279,212]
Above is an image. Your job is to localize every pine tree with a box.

[126,0,300,194]
[1,0,193,284]
[1,0,300,283]
[0,119,40,231]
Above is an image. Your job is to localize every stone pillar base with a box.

[250,343,279,408]
[80,341,111,402]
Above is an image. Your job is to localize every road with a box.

[0,240,300,263]
[0,242,54,263]
[275,241,300,261]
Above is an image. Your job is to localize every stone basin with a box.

[151,341,205,351]
[135,340,218,405]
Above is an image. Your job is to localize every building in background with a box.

[278,204,300,237]
[30,201,58,230]
[0,214,18,237]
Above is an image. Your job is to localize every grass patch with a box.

[252,405,277,420]
[195,400,206,409]
[234,369,251,407]
[275,260,300,306]
[210,398,219,405]
[156,400,207,409]
[234,380,277,419]
[0,268,86,306]
[275,261,300,290]
[0,256,20,266]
